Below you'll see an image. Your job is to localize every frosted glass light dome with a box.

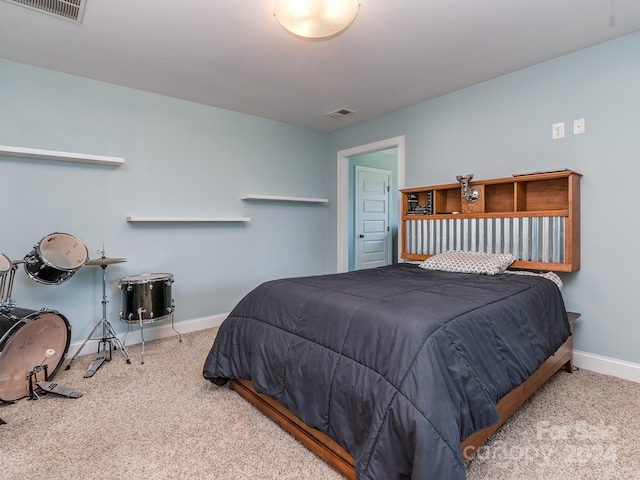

[274,0,361,39]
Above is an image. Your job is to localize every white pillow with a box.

[418,250,516,275]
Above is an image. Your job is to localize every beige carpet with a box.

[1,328,639,480]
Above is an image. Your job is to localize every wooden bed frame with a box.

[227,172,582,477]
[229,312,580,479]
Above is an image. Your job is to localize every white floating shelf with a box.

[241,194,328,203]
[127,216,250,222]
[0,145,124,166]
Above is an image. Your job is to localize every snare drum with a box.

[119,273,174,323]
[0,307,70,402]
[23,233,89,285]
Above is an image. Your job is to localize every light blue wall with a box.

[329,31,640,365]
[0,59,331,343]
[3,30,639,366]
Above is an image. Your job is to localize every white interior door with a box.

[355,166,391,270]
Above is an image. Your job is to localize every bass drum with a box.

[0,308,70,402]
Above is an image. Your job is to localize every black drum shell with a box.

[119,273,174,323]
[22,251,76,285]
[22,233,89,285]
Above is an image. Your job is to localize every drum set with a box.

[0,232,178,416]
[0,233,86,406]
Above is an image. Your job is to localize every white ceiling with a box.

[1,0,640,132]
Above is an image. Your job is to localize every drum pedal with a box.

[84,353,108,378]
[35,381,83,399]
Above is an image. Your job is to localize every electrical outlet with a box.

[574,118,585,135]
[552,122,565,140]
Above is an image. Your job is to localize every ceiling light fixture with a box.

[274,0,361,39]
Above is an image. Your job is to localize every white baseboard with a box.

[573,349,640,383]
[67,312,229,359]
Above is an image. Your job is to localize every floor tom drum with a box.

[119,273,174,323]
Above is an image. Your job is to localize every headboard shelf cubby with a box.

[400,170,581,272]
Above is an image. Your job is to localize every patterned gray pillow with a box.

[418,250,516,275]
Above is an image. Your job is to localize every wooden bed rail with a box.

[230,378,356,479]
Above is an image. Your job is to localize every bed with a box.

[203,262,574,479]
[203,171,580,479]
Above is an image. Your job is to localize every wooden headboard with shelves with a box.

[400,170,581,272]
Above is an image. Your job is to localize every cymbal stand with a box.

[66,252,131,377]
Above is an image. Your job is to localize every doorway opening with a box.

[336,136,405,272]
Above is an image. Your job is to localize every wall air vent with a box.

[2,0,87,24]
[326,108,354,119]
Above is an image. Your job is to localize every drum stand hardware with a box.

[122,308,180,365]
[34,381,83,399]
[26,364,48,399]
[0,258,19,309]
[25,364,82,400]
[133,307,148,365]
[66,252,131,377]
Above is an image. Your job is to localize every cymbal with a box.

[85,257,127,266]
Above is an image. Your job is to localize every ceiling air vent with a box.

[326,108,354,119]
[2,0,88,24]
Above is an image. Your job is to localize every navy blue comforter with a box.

[203,264,570,479]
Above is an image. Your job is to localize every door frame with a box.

[336,135,405,273]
